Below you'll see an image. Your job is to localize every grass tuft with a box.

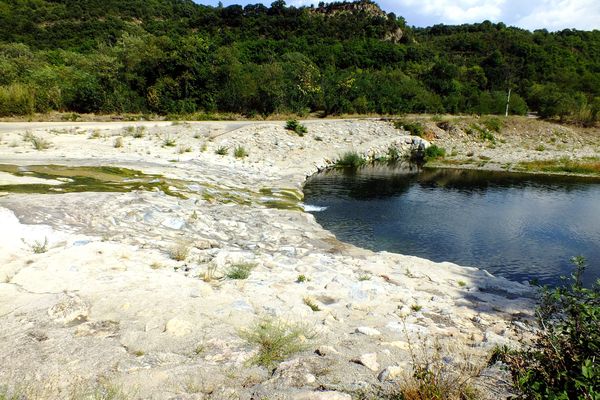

[168,243,189,261]
[225,263,255,280]
[303,297,321,312]
[335,151,366,169]
[215,146,228,155]
[234,145,248,158]
[240,318,316,368]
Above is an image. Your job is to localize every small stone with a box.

[378,365,404,382]
[315,345,339,356]
[48,294,89,325]
[352,353,379,371]
[355,326,381,336]
[165,318,194,336]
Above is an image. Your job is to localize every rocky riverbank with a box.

[0,119,545,399]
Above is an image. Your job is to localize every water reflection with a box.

[304,165,600,287]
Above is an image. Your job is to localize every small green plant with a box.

[162,135,176,147]
[303,297,321,312]
[335,151,366,169]
[89,129,102,139]
[386,146,402,161]
[113,137,123,148]
[481,116,503,133]
[394,120,424,137]
[424,145,446,161]
[457,280,467,287]
[411,304,423,312]
[358,273,372,281]
[285,119,307,136]
[225,263,255,280]
[240,318,316,368]
[22,132,51,150]
[23,237,48,253]
[491,256,600,399]
[234,145,248,158]
[168,243,189,261]
[177,145,192,154]
[124,126,135,134]
[535,144,546,152]
[132,126,145,138]
[215,146,228,155]
[296,274,308,283]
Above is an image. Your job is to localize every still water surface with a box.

[303,164,600,287]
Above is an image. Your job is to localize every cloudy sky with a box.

[194,0,600,31]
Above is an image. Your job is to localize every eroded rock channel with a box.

[0,120,536,399]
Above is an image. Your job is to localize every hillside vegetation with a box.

[0,0,599,123]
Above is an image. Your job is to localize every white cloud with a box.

[514,0,600,31]
[394,0,506,23]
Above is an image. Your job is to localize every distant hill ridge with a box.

[0,0,598,121]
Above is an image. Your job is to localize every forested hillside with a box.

[0,0,598,123]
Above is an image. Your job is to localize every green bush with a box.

[335,151,366,169]
[394,119,425,137]
[424,145,446,161]
[285,119,307,136]
[481,117,503,133]
[0,83,35,116]
[225,263,254,279]
[234,145,248,158]
[492,257,600,399]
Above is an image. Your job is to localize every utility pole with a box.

[505,88,511,117]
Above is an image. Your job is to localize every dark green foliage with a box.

[394,120,424,137]
[492,257,600,399]
[285,119,307,136]
[424,145,446,161]
[0,0,598,120]
[335,151,366,169]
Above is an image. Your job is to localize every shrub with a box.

[481,117,503,133]
[215,146,228,155]
[168,243,189,261]
[387,146,402,161]
[303,297,321,312]
[225,263,254,279]
[424,145,446,161]
[132,126,145,138]
[162,135,176,147]
[22,132,51,150]
[335,151,366,169]
[285,119,307,136]
[240,318,315,368]
[234,146,248,158]
[394,120,424,137]
[113,137,123,148]
[492,257,600,399]
[0,83,35,116]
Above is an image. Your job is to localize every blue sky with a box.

[193,0,600,31]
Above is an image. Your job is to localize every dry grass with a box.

[517,157,600,175]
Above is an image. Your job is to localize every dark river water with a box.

[303,164,600,287]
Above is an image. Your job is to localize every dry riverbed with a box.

[0,118,582,399]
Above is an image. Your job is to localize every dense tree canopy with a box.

[0,0,598,122]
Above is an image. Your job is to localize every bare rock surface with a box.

[0,119,539,398]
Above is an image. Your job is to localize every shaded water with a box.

[303,164,600,287]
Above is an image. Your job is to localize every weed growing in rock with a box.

[162,135,176,147]
[285,119,307,136]
[225,263,255,279]
[202,264,217,282]
[303,297,321,312]
[23,237,48,253]
[411,304,423,312]
[234,146,248,158]
[215,146,228,155]
[535,144,545,152]
[113,137,123,148]
[168,243,189,261]
[358,273,372,281]
[457,280,467,287]
[177,145,192,154]
[240,318,316,368]
[335,151,366,169]
[396,320,483,400]
[132,126,145,138]
[491,257,600,399]
[22,132,51,150]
